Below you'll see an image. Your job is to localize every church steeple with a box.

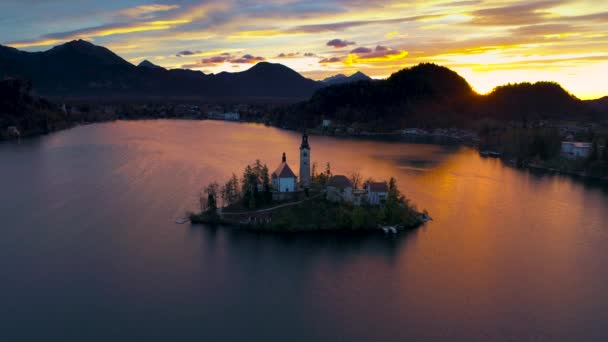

[300,133,310,150]
[282,152,286,163]
[299,133,311,188]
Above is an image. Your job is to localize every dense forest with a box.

[0,78,69,139]
[268,63,601,130]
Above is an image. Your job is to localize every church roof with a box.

[272,162,297,179]
[328,175,352,189]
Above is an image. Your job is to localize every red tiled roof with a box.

[272,162,297,179]
[368,182,388,192]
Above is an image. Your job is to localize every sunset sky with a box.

[2,0,607,99]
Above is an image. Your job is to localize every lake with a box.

[1,120,607,341]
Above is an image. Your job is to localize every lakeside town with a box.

[2,76,607,182]
[189,133,429,232]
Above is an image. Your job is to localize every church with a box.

[271,133,311,197]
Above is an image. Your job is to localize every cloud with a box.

[327,38,356,48]
[319,56,344,63]
[202,56,231,65]
[182,52,266,68]
[276,52,300,58]
[469,1,563,26]
[119,4,180,19]
[176,50,202,57]
[386,31,398,38]
[351,47,372,53]
[510,24,576,37]
[437,0,482,7]
[4,2,226,48]
[231,54,265,63]
[288,15,444,34]
[275,51,316,58]
[7,20,189,48]
[320,45,408,66]
[344,49,408,65]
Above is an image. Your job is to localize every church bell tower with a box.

[299,133,311,188]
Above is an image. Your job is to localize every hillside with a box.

[271,63,595,130]
[0,78,69,139]
[0,40,321,100]
[585,96,608,117]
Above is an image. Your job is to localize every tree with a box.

[204,182,220,213]
[388,177,400,203]
[261,164,272,203]
[325,162,332,178]
[349,171,362,189]
[221,173,241,207]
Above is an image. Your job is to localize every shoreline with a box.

[4,117,605,184]
[190,214,430,234]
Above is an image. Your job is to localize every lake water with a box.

[1,120,607,341]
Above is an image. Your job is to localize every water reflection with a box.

[1,120,607,340]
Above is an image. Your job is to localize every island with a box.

[189,134,429,233]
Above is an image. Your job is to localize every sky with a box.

[1,0,607,99]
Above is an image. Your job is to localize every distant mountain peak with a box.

[138,59,165,70]
[45,39,130,66]
[323,74,347,82]
[51,39,96,51]
[322,71,371,85]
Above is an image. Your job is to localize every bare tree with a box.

[349,171,362,189]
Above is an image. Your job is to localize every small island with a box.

[190,134,429,233]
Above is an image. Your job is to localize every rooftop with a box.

[368,182,388,192]
[272,162,296,179]
[327,175,352,189]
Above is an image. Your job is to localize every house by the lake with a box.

[561,142,592,158]
[327,175,353,203]
[367,182,388,205]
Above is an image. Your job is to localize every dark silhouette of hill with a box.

[322,71,372,85]
[212,62,321,98]
[0,40,321,99]
[274,63,595,129]
[138,60,165,70]
[479,82,583,121]
[291,63,478,128]
[0,40,602,126]
[0,78,68,139]
[585,96,608,117]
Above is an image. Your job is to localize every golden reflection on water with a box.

[2,119,608,340]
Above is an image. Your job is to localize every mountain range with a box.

[0,40,370,100]
[1,40,606,122]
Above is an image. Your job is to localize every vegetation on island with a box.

[266,177,424,232]
[190,161,426,232]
